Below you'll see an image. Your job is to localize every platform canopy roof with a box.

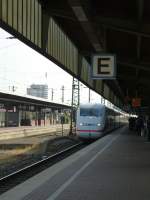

[0,92,71,110]
[39,0,150,112]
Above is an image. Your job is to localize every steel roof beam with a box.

[68,0,103,52]
[118,74,150,88]
[118,61,150,72]
[104,24,150,38]
[96,17,138,30]
[96,16,150,39]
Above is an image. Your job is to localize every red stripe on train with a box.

[77,130,102,132]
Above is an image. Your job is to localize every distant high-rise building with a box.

[27,84,48,99]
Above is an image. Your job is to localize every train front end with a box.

[76,104,105,140]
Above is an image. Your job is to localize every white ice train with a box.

[76,103,126,140]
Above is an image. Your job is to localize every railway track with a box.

[0,141,86,194]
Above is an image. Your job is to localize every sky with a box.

[0,27,105,105]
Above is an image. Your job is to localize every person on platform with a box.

[128,117,136,131]
[146,117,150,141]
[135,116,144,136]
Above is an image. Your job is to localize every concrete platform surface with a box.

[0,124,69,142]
[1,126,150,200]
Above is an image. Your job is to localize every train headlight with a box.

[80,123,83,126]
[97,123,101,126]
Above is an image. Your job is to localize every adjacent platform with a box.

[1,126,150,200]
[0,124,69,141]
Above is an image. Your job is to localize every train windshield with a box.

[80,107,103,117]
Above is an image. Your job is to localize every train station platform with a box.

[1,126,150,200]
[0,124,70,141]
